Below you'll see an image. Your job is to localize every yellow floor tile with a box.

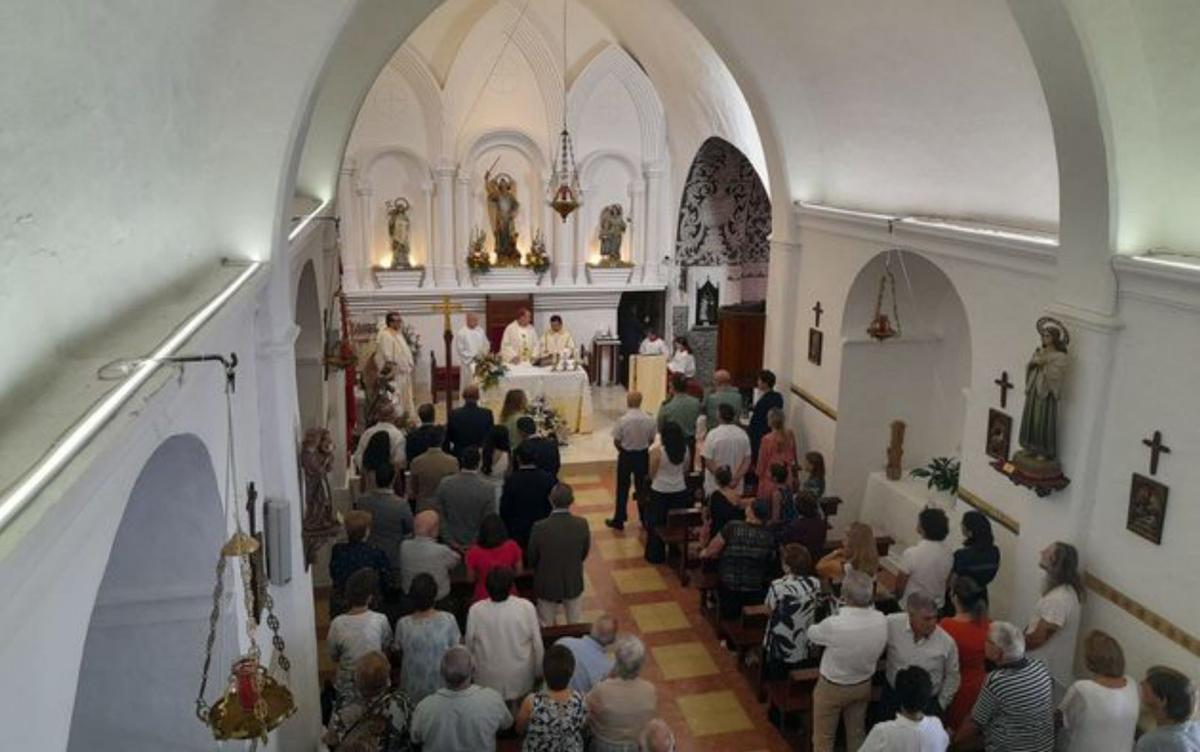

[676,690,755,736]
[611,567,667,594]
[582,511,612,530]
[629,601,691,633]
[652,641,719,680]
[598,538,645,560]
[574,487,613,509]
[562,472,603,486]
[581,608,605,623]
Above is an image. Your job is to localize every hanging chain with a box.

[195,555,228,722]
[264,589,291,673]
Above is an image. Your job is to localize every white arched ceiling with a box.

[568,44,666,165]
[384,46,446,160]
[674,0,1058,232]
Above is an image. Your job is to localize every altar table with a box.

[483,364,594,434]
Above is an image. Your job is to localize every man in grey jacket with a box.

[527,483,591,626]
[432,445,496,551]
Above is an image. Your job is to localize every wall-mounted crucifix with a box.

[994,371,1014,409]
[1142,430,1171,476]
[812,301,824,327]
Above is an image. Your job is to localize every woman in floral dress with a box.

[763,544,823,678]
[516,644,588,752]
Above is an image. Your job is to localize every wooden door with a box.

[716,303,766,390]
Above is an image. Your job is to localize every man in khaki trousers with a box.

[806,571,888,752]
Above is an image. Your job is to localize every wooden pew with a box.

[767,661,889,752]
[541,622,591,646]
[720,603,768,668]
[659,507,703,586]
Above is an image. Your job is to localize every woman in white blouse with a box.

[667,336,696,379]
[1058,630,1139,752]
[465,566,544,707]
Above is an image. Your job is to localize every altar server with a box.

[540,315,576,361]
[374,311,416,420]
[638,329,670,357]
[668,336,696,379]
[455,312,491,390]
[500,308,540,364]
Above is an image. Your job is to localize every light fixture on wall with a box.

[547,0,581,221]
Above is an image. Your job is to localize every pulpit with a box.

[630,354,667,414]
[716,302,766,390]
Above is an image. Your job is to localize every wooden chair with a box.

[721,603,769,677]
[697,570,721,627]
[429,352,460,405]
[659,507,702,585]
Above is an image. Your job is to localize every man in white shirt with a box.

[539,314,576,361]
[861,666,950,752]
[894,507,954,610]
[455,312,490,391]
[374,311,416,419]
[807,571,888,752]
[499,307,540,364]
[606,391,657,531]
[638,329,670,356]
[701,402,751,495]
[883,593,960,716]
[410,646,513,750]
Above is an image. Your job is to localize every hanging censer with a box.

[195,358,296,744]
[867,256,902,341]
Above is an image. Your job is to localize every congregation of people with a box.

[334,314,1197,751]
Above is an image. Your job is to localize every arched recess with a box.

[295,259,324,432]
[386,45,446,160]
[568,44,666,165]
[355,146,434,268]
[831,251,973,528]
[67,434,234,752]
[578,149,640,264]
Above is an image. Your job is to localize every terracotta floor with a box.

[315,459,791,751]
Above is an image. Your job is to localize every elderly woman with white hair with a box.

[586,635,658,751]
[953,621,1054,751]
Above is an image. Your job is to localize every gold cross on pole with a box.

[430,295,464,334]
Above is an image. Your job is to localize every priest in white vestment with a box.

[374,311,416,419]
[639,330,670,356]
[539,315,576,361]
[455,312,491,391]
[499,308,540,364]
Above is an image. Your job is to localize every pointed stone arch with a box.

[568,44,666,165]
[386,45,446,161]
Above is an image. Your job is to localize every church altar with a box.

[482,364,594,434]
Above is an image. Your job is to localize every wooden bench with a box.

[697,571,720,626]
[766,663,888,751]
[541,622,591,646]
[659,507,703,585]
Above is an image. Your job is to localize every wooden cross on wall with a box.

[1142,430,1171,475]
[812,301,824,327]
[994,371,1014,408]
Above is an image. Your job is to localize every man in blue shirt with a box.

[557,614,617,693]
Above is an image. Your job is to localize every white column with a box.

[337,163,363,289]
[630,181,646,270]
[643,163,665,283]
[553,209,572,286]
[573,189,588,284]
[454,171,470,282]
[420,183,435,285]
[356,185,374,288]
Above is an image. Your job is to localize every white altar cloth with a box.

[482,364,594,434]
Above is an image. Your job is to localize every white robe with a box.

[668,350,696,378]
[639,337,670,356]
[455,324,491,390]
[540,328,576,360]
[374,327,415,419]
[500,321,540,364]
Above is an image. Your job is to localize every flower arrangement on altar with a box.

[401,321,421,361]
[525,229,551,276]
[465,227,491,275]
[473,352,508,391]
[526,395,570,445]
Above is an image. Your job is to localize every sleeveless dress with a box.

[522,691,587,752]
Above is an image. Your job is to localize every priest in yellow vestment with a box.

[499,308,540,364]
[540,315,576,361]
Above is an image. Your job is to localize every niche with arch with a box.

[68,434,234,752]
[294,259,324,432]
[831,250,972,520]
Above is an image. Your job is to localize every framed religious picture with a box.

[808,328,823,365]
[985,409,1012,462]
[1127,473,1168,545]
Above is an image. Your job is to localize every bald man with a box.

[399,510,461,602]
[607,391,655,531]
[500,308,540,364]
[557,614,618,692]
[703,369,744,428]
[455,312,490,391]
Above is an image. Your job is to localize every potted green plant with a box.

[910,457,960,508]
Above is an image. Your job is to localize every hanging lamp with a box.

[548,0,582,221]
[195,355,296,745]
[867,254,902,341]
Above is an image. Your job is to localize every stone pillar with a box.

[454,171,470,283]
[356,184,373,287]
[337,163,363,289]
[630,180,646,271]
[573,189,588,284]
[553,208,572,286]
[419,183,434,285]
[643,163,666,283]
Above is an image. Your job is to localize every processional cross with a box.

[431,295,464,416]
[1141,430,1171,476]
[994,370,1014,409]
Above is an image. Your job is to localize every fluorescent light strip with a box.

[288,199,329,242]
[899,217,1058,247]
[0,261,264,534]
[1129,254,1200,272]
[798,202,896,222]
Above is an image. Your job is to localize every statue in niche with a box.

[300,427,339,566]
[597,204,631,267]
[1000,316,1071,496]
[385,197,412,268]
[484,168,521,266]
[695,279,719,328]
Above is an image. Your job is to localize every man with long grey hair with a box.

[953,621,1054,751]
[410,646,513,751]
[806,570,888,752]
[587,635,658,751]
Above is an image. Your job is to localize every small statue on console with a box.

[1001,317,1072,495]
[886,420,905,480]
[385,197,412,269]
[300,428,340,566]
[596,204,631,267]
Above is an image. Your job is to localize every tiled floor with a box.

[313,455,792,751]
